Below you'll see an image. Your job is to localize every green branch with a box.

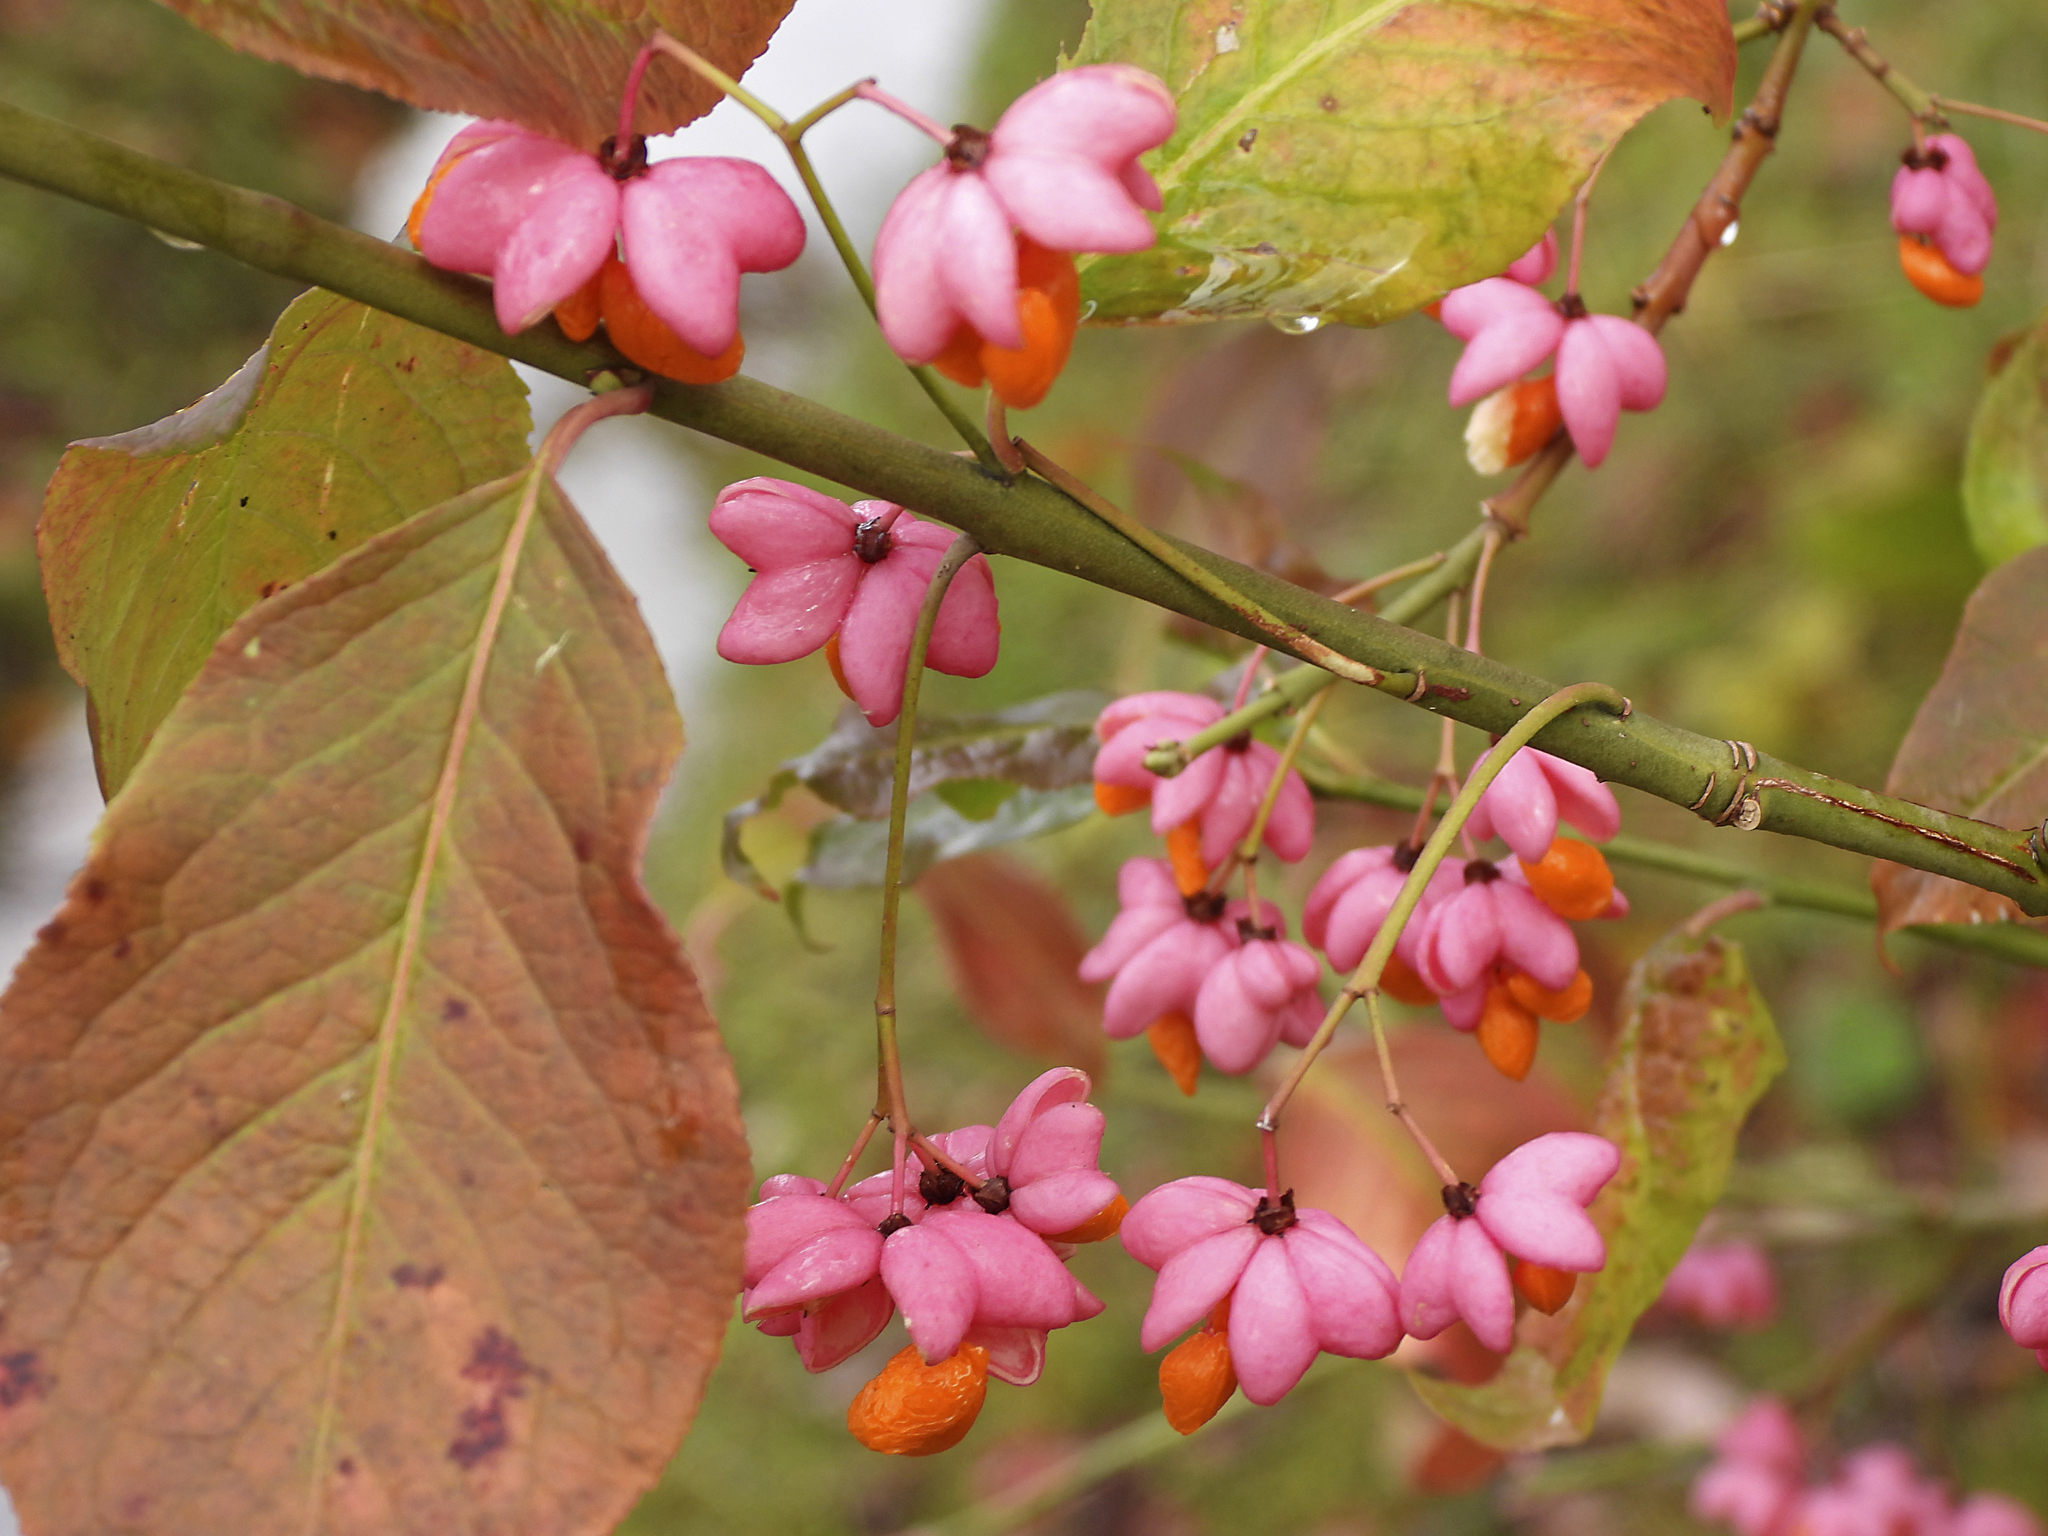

[4,96,2045,915]
[1301,761,2048,969]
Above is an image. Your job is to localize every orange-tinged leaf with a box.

[0,445,746,1533]
[155,0,793,148]
[39,288,531,799]
[1074,0,1737,326]
[1872,544,2048,947]
[915,852,1107,1074]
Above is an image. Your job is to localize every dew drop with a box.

[1268,313,1323,335]
[1718,220,1740,248]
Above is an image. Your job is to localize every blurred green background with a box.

[5,0,2048,1531]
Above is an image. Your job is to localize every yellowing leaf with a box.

[1071,0,1735,326]
[154,0,793,148]
[1964,316,2048,567]
[1872,544,2048,945]
[1409,925,1783,1451]
[0,443,746,1534]
[40,289,531,797]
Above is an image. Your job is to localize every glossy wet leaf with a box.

[1964,317,2048,566]
[40,288,531,797]
[1410,925,1783,1451]
[0,452,746,1533]
[153,0,792,148]
[1872,543,2048,944]
[1071,0,1735,326]
[721,692,1105,898]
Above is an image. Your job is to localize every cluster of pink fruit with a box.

[1084,690,1629,1089]
[747,1058,1620,1454]
[1693,1398,2040,1536]
[407,51,1172,406]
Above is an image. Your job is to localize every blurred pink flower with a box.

[1092,692,1315,869]
[1892,132,1998,276]
[1689,1398,1805,1536]
[1191,903,1323,1074]
[1798,1445,1952,1536]
[1955,1493,2047,1536]
[1122,1177,1403,1405]
[1506,229,1559,286]
[414,120,805,343]
[1658,1238,1777,1330]
[874,65,1174,364]
[1466,746,1621,864]
[1399,1132,1620,1352]
[1079,857,1236,1039]
[707,478,998,726]
[1999,1244,2048,1369]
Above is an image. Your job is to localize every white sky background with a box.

[0,7,999,1526]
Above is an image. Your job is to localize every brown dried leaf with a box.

[0,452,746,1532]
[157,0,793,148]
[1873,543,2048,944]
[915,853,1107,1075]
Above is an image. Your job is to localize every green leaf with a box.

[1070,0,1736,327]
[40,288,531,797]
[1410,923,1784,1451]
[720,691,1106,898]
[0,445,746,1535]
[1963,317,2048,566]
[1871,542,2048,942]
[153,0,793,148]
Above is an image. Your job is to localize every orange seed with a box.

[1148,1011,1202,1096]
[846,1343,989,1456]
[1159,1327,1237,1435]
[1046,1193,1129,1244]
[1897,233,1984,308]
[1503,375,1563,466]
[553,266,603,343]
[823,632,853,701]
[1476,987,1540,1081]
[1165,820,1209,898]
[1380,951,1439,1007]
[1505,968,1592,1024]
[1511,1259,1577,1315]
[930,238,1081,409]
[1094,780,1152,817]
[1519,837,1615,922]
[597,254,746,383]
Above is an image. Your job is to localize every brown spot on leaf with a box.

[441,997,469,1022]
[337,1457,356,1476]
[572,830,595,862]
[0,1352,51,1408]
[111,937,132,960]
[82,879,108,905]
[447,1400,509,1469]
[391,1263,444,1290]
[398,355,418,373]
[34,920,63,945]
[462,1327,535,1395]
[1320,94,1340,111]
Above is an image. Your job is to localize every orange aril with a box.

[1094,780,1152,817]
[1503,376,1563,466]
[1518,837,1615,921]
[597,254,746,383]
[405,146,477,250]
[1476,986,1539,1081]
[1165,820,1209,898]
[1047,1193,1129,1244]
[1511,1259,1577,1315]
[929,238,1081,409]
[1159,1327,1237,1434]
[1379,951,1439,1007]
[553,266,603,343]
[846,1343,989,1456]
[1148,1011,1202,1097]
[1898,234,1984,308]
[823,632,854,701]
[1505,968,1592,1024]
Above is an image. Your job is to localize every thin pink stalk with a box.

[618,40,658,147]
[854,81,956,146]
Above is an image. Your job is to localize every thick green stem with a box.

[3,98,2044,913]
[1260,683,1630,1132]
[1300,759,2048,969]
